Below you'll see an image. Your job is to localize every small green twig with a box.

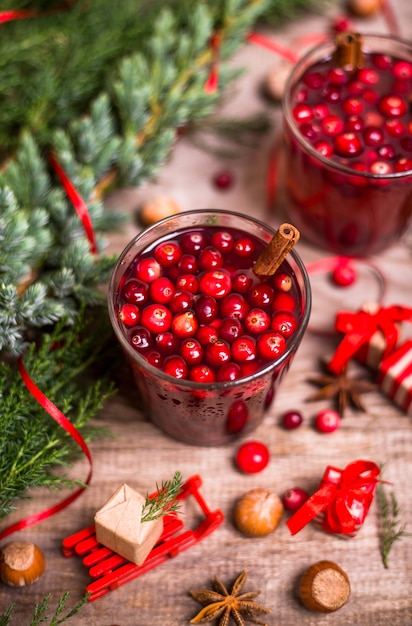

[141,471,183,522]
[376,481,410,569]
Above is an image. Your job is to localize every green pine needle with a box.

[141,471,183,522]
[0,592,90,626]
[376,481,410,569]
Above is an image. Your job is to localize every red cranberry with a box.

[384,119,405,137]
[119,303,140,327]
[346,80,364,95]
[256,331,286,360]
[271,311,297,337]
[299,122,319,142]
[189,364,216,383]
[247,283,275,307]
[281,410,303,429]
[130,327,152,352]
[198,246,223,270]
[322,85,342,104]
[154,331,179,355]
[272,272,293,292]
[231,271,253,294]
[144,349,163,368]
[199,269,232,299]
[235,441,270,474]
[244,308,271,334]
[171,310,198,338]
[334,132,363,157]
[162,355,188,379]
[313,103,329,120]
[169,290,194,313]
[180,231,207,254]
[205,339,231,368]
[393,60,412,80]
[213,170,234,190]
[135,257,161,283]
[372,54,392,70]
[217,362,242,382]
[226,400,248,433]
[219,317,243,343]
[363,126,384,147]
[178,254,198,274]
[123,278,149,305]
[362,89,379,104]
[234,237,255,257]
[314,408,341,433]
[231,336,257,362]
[180,339,203,365]
[358,67,379,85]
[343,97,363,116]
[154,240,182,267]
[379,94,407,117]
[394,157,412,172]
[149,276,175,304]
[345,115,364,133]
[377,144,396,160]
[194,294,218,324]
[314,140,333,158]
[141,304,172,333]
[272,292,296,312]
[292,103,313,123]
[370,161,393,175]
[210,230,234,252]
[282,488,309,512]
[332,262,356,286]
[303,71,325,89]
[176,273,199,294]
[327,67,346,85]
[196,325,219,346]
[321,116,344,137]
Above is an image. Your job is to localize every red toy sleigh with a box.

[62,475,223,601]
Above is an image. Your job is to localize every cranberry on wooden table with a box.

[235,441,270,474]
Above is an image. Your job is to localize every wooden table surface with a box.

[1,3,412,624]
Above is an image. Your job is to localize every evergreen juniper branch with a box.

[141,471,183,522]
[376,481,411,569]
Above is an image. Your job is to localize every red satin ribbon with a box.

[0,357,93,541]
[49,152,98,255]
[287,460,380,536]
[328,305,412,375]
[246,31,299,64]
[0,10,38,23]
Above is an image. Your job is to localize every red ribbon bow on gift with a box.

[287,460,381,536]
[328,305,412,375]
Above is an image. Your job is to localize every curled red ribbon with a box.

[0,357,93,541]
[287,460,380,536]
[328,305,412,375]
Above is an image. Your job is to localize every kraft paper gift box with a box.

[95,484,164,565]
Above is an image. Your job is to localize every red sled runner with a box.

[62,474,224,601]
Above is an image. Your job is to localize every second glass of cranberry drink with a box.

[283,33,412,257]
[108,210,311,446]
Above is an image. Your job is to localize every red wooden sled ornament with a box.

[62,474,223,601]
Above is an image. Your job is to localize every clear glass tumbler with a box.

[108,210,311,446]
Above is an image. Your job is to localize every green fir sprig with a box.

[376,481,410,569]
[0,310,116,522]
[0,592,90,626]
[141,471,183,522]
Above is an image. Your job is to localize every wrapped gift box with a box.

[378,340,412,415]
[287,460,380,538]
[95,484,164,565]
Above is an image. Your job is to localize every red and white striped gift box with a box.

[378,340,412,415]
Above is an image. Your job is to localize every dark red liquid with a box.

[284,49,412,256]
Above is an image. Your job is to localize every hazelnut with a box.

[234,488,283,537]
[139,196,180,226]
[346,0,380,17]
[0,541,46,586]
[264,64,292,102]
[299,560,350,613]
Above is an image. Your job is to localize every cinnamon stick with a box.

[253,223,300,276]
[333,32,364,72]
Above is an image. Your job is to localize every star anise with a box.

[189,570,271,626]
[306,361,376,416]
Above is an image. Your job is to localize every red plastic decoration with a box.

[62,475,224,601]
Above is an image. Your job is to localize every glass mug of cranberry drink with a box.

[108,210,311,446]
[283,32,412,256]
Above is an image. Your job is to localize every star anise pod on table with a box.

[306,361,377,416]
[189,570,271,626]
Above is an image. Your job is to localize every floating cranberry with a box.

[292,103,313,123]
[217,362,242,382]
[394,157,412,172]
[135,257,161,283]
[343,97,363,116]
[271,311,297,337]
[180,231,207,254]
[220,292,249,320]
[369,160,393,175]
[226,400,248,433]
[377,144,396,160]
[198,246,223,271]
[154,240,182,267]
[205,339,231,368]
[162,356,188,379]
[281,410,303,429]
[210,230,234,252]
[247,283,275,307]
[176,273,199,294]
[171,310,198,338]
[372,54,392,70]
[345,115,364,133]
[314,141,333,158]
[327,67,347,85]
[231,336,257,362]
[334,133,363,157]
[169,290,194,313]
[194,294,218,324]
[199,269,232,299]
[234,237,255,257]
[379,94,407,117]
[358,67,379,85]
[272,272,293,292]
[393,60,412,80]
[213,170,234,190]
[119,303,140,327]
[313,103,329,120]
[144,349,163,368]
[196,325,219,346]
[189,364,216,383]
[272,292,296,312]
[282,488,309,512]
[154,331,179,355]
[178,254,198,274]
[303,71,325,89]
[123,278,149,305]
[231,271,253,294]
[257,331,286,360]
[219,317,243,343]
[362,89,379,104]
[179,338,203,365]
[235,441,270,474]
[149,277,175,304]
[130,327,152,352]
[300,122,319,142]
[244,309,271,335]
[322,85,341,104]
[141,304,172,333]
[384,119,405,137]
[363,126,384,147]
[314,409,341,433]
[321,115,344,137]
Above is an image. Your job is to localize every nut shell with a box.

[234,488,283,537]
[0,541,46,586]
[299,560,350,613]
[139,196,180,226]
[346,0,380,17]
